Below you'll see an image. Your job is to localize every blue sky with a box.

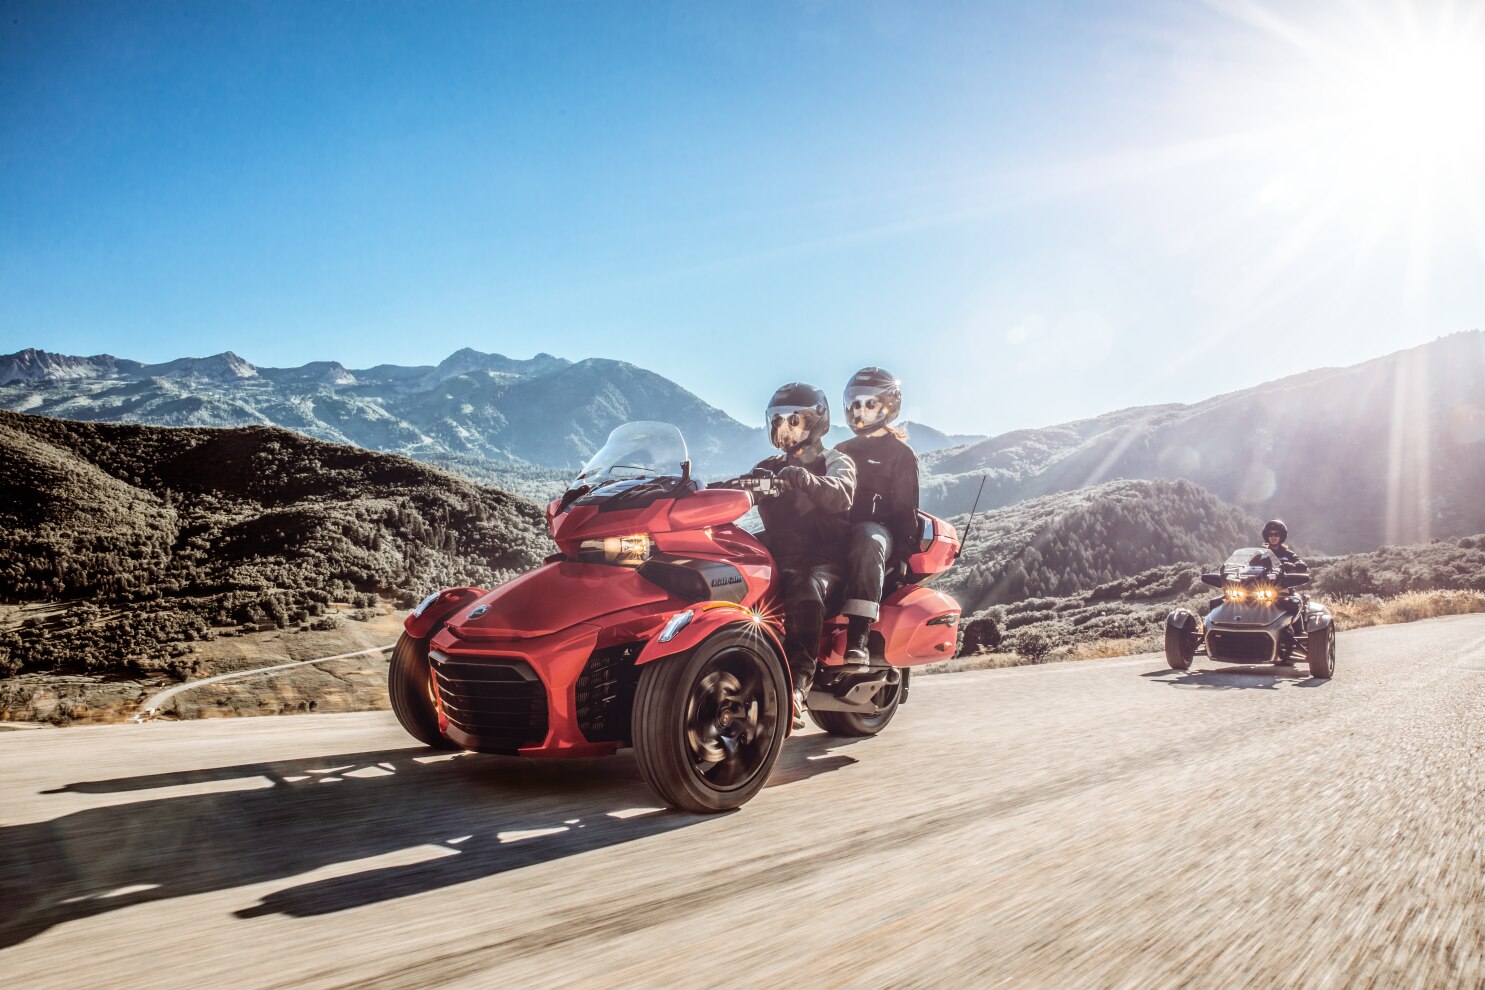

[2,0,1482,435]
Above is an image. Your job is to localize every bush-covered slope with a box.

[0,410,551,677]
[940,478,1255,613]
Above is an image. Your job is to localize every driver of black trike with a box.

[750,382,857,728]
[1257,518,1310,662]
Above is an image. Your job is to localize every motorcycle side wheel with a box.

[1164,625,1196,671]
[632,627,788,813]
[809,672,904,737]
[1307,624,1336,679]
[388,632,458,749]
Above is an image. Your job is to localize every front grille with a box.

[1207,630,1275,663]
[574,642,641,744]
[430,654,549,753]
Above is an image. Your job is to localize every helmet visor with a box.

[843,385,895,431]
[767,404,820,450]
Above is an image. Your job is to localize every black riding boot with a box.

[845,615,871,666]
[784,600,824,729]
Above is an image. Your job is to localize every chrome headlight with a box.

[578,533,653,566]
[1224,586,1247,603]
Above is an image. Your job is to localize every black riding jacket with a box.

[1271,544,1308,573]
[834,431,920,559]
[753,444,856,563]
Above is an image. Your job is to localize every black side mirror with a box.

[1200,573,1223,588]
[1279,573,1310,588]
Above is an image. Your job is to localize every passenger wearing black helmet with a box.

[834,367,921,666]
[1261,519,1310,663]
[752,382,858,728]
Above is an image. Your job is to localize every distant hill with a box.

[923,331,1485,552]
[0,410,551,678]
[939,478,1255,614]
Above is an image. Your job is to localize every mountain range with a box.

[0,347,980,477]
[4,331,1484,552]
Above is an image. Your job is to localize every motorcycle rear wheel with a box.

[809,672,903,737]
[632,627,788,813]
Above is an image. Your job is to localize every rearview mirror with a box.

[1279,573,1310,588]
[1200,573,1223,587]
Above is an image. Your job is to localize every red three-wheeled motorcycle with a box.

[391,422,962,812]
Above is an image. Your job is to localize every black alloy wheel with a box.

[633,626,787,813]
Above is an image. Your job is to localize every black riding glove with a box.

[778,465,816,491]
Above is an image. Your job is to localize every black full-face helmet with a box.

[842,366,902,436]
[1263,519,1288,543]
[766,382,829,453]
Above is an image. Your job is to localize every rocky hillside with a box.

[0,410,551,679]
[923,331,1485,553]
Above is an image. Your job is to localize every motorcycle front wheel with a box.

[632,627,788,813]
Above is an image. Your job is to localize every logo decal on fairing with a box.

[468,605,489,619]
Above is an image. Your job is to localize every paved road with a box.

[3,615,1483,988]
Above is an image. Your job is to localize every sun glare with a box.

[1317,34,1485,200]
[1229,6,1485,220]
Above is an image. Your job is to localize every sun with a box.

[1311,30,1485,207]
[1225,4,1485,227]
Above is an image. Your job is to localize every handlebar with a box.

[707,475,785,497]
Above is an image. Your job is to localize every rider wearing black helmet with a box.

[1262,519,1307,573]
[1262,519,1310,663]
[833,367,920,666]
[752,382,858,727]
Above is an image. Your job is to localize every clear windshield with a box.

[1222,547,1278,577]
[571,422,689,490]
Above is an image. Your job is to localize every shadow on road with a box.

[0,735,853,947]
[1139,665,1329,690]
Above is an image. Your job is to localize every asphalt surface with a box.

[3,615,1483,989]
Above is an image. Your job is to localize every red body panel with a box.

[444,562,670,640]
[634,601,787,673]
[404,587,483,640]
[907,513,960,578]
[667,488,752,531]
[873,585,960,665]
[430,621,616,758]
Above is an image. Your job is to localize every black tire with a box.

[809,670,904,737]
[1165,624,1196,671]
[632,626,788,813]
[1307,624,1335,679]
[388,632,457,749]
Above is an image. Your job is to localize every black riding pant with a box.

[777,555,843,694]
[842,522,893,622]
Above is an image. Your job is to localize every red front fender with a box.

[635,602,788,679]
[403,587,485,640]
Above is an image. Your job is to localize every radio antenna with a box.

[955,474,988,559]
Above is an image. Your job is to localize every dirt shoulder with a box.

[0,606,405,726]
